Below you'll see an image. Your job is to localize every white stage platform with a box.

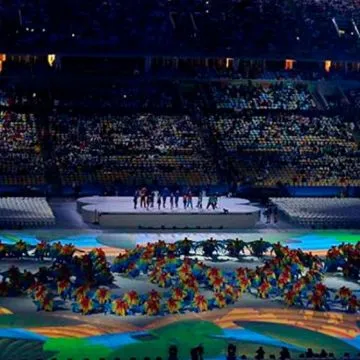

[77,196,260,229]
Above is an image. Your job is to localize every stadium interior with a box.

[0,1,359,359]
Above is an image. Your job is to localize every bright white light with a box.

[31,28,34,32]
[32,93,36,98]
[123,94,127,99]
[25,27,29,31]
[42,28,46,32]
[72,33,75,37]
[296,36,300,41]
[205,9,209,13]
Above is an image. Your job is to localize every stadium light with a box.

[285,59,295,70]
[226,58,233,68]
[324,60,331,73]
[0,54,6,74]
[47,54,56,67]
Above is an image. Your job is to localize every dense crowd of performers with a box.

[0,238,358,315]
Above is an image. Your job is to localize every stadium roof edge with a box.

[1,51,360,62]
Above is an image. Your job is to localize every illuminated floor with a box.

[0,230,359,360]
[0,229,359,254]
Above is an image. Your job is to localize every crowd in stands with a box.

[0,111,45,185]
[210,113,360,186]
[50,113,218,187]
[0,78,359,191]
[211,82,317,111]
[0,85,45,107]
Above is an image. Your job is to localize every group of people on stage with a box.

[133,187,219,210]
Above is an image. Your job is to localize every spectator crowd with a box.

[0,111,45,186]
[0,79,359,191]
[210,112,359,187]
[211,82,316,111]
[50,113,218,187]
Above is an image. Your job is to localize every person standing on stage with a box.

[170,192,174,209]
[162,187,169,208]
[183,193,187,209]
[150,190,155,208]
[214,193,219,209]
[140,187,147,208]
[206,195,212,210]
[133,189,139,209]
[206,194,216,210]
[154,189,159,208]
[197,190,203,209]
[175,190,180,208]
[146,191,152,209]
[187,191,193,209]
[157,193,162,210]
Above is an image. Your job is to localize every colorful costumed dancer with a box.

[257,280,271,299]
[213,292,227,308]
[33,284,48,301]
[284,289,302,307]
[148,290,161,302]
[57,279,72,300]
[143,299,160,316]
[35,294,54,312]
[307,291,329,311]
[35,241,48,260]
[335,286,353,308]
[112,299,129,316]
[167,298,182,314]
[347,295,359,313]
[210,276,225,292]
[72,284,90,301]
[123,290,140,307]
[224,285,241,303]
[94,287,111,305]
[192,294,208,312]
[76,296,94,315]
[170,287,185,301]
[157,272,171,288]
[278,269,292,290]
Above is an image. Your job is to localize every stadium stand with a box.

[0,197,55,228]
[0,111,45,186]
[50,113,218,187]
[210,81,317,110]
[271,197,360,228]
[208,108,359,187]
